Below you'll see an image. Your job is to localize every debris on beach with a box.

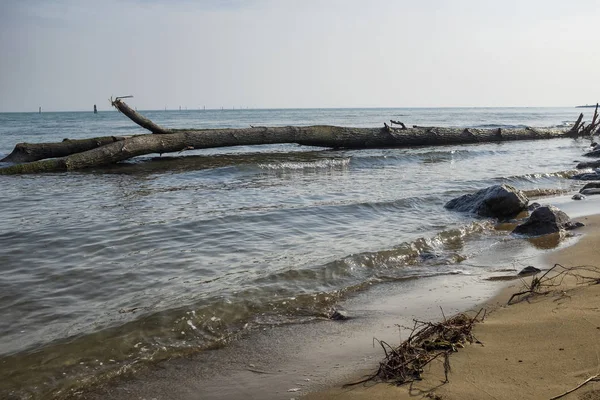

[508,263,600,305]
[518,266,542,276]
[329,308,350,321]
[345,309,485,387]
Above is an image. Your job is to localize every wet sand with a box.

[305,214,600,400]
[84,273,508,400]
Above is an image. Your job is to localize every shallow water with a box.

[0,107,592,398]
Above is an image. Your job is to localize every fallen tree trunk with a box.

[0,100,589,175]
[0,125,570,175]
[0,136,129,164]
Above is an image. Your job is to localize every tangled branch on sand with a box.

[508,263,600,305]
[344,309,485,387]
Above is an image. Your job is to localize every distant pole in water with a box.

[39,106,41,114]
[203,105,205,110]
[93,104,97,114]
[179,106,181,111]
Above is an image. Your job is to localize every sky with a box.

[0,0,599,111]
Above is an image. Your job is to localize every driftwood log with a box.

[0,99,595,175]
[0,136,129,164]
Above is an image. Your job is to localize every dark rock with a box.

[518,266,541,276]
[329,309,350,321]
[571,172,600,181]
[572,193,586,200]
[579,182,600,196]
[584,149,600,157]
[527,202,541,211]
[581,188,600,196]
[445,184,528,218]
[512,205,583,236]
[568,221,585,230]
[576,160,600,169]
[580,182,600,192]
[419,251,439,261]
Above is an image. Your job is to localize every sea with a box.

[0,107,594,399]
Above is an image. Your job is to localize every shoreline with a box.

[78,195,600,400]
[304,213,600,400]
[83,269,511,400]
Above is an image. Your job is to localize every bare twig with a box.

[508,264,600,305]
[549,373,600,400]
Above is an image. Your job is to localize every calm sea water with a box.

[0,107,591,399]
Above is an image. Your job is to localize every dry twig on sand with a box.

[344,309,485,387]
[549,373,600,400]
[508,263,600,305]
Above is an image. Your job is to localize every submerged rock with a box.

[580,182,600,191]
[571,172,600,181]
[584,148,600,157]
[518,266,542,276]
[579,182,600,196]
[572,193,586,200]
[512,205,583,236]
[576,160,600,169]
[444,184,528,218]
[581,188,600,196]
[329,309,350,321]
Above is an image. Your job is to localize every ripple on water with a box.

[0,109,589,398]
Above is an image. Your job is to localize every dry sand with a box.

[305,215,600,400]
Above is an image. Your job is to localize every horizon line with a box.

[0,105,584,113]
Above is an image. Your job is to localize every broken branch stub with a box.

[111,98,171,134]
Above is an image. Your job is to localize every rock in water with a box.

[572,193,586,200]
[571,172,600,181]
[579,182,600,195]
[584,148,600,157]
[329,309,350,321]
[444,184,528,218]
[580,188,600,196]
[518,266,542,276]
[512,205,583,236]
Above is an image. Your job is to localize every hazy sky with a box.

[1,0,599,111]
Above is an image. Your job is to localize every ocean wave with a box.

[471,123,529,129]
[257,157,351,171]
[522,188,570,198]
[497,169,580,183]
[0,219,494,399]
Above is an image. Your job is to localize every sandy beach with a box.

[305,214,600,400]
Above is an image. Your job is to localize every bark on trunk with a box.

[0,125,569,175]
[0,136,129,164]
